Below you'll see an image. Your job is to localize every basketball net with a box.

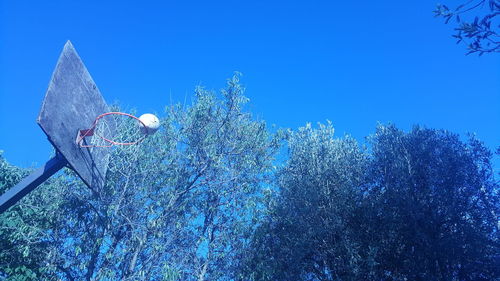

[77,112,148,148]
[77,112,151,173]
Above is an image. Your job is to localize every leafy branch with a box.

[434,0,500,55]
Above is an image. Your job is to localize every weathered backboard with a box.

[37,41,114,190]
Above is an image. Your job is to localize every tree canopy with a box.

[0,76,498,280]
[239,124,499,280]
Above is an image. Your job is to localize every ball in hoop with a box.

[138,113,160,135]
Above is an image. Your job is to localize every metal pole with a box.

[0,154,67,214]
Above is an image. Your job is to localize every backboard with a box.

[37,41,115,191]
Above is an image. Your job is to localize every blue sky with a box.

[1,0,499,168]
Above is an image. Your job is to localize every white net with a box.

[77,112,157,174]
[77,112,147,148]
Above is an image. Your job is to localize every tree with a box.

[241,124,499,280]
[0,74,284,280]
[434,0,500,55]
[0,151,52,280]
[2,81,498,280]
[239,122,370,281]
[365,125,499,280]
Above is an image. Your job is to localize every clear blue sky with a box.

[1,0,499,168]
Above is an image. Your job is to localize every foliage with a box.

[240,124,499,280]
[0,151,70,280]
[365,125,499,280]
[0,74,284,280]
[1,78,498,280]
[434,0,500,55]
[239,122,370,280]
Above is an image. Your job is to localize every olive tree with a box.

[240,122,369,281]
[0,74,284,280]
[365,125,499,280]
[241,124,499,281]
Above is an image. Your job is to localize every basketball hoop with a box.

[0,42,166,212]
[76,112,153,148]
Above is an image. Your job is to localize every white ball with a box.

[138,113,160,135]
